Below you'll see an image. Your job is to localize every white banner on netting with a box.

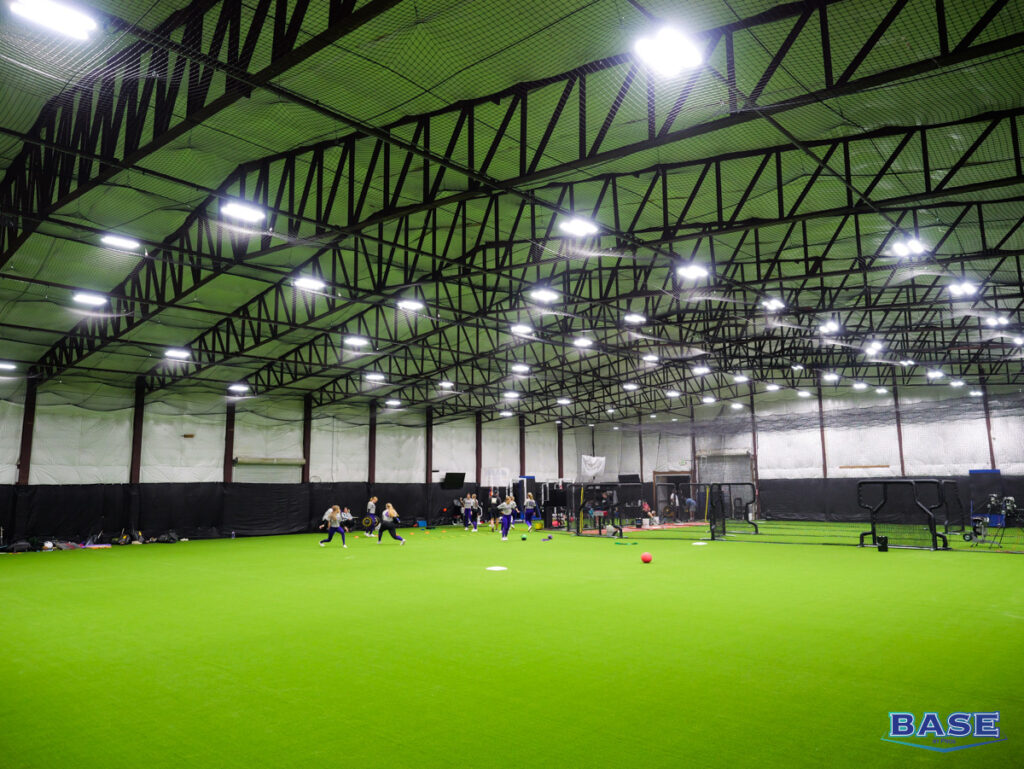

[483,466,512,488]
[580,454,606,480]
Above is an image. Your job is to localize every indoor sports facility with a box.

[2,1,1024,767]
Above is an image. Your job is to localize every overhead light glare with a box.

[985,316,1009,327]
[731,403,744,410]
[228,383,249,393]
[529,288,559,303]
[701,395,716,404]
[366,373,386,382]
[875,387,888,395]
[0,362,16,371]
[899,359,915,367]
[733,374,749,383]
[642,353,659,363]
[221,201,265,222]
[72,292,106,306]
[623,383,640,391]
[164,348,190,360]
[692,365,711,375]
[949,380,965,388]
[634,26,703,77]
[438,381,454,389]
[11,0,97,39]
[761,298,785,311]
[797,390,812,398]
[764,383,780,392]
[907,238,925,254]
[385,399,402,407]
[969,390,983,397]
[623,313,647,324]
[343,336,370,347]
[100,235,140,250]
[556,398,571,406]
[822,373,840,382]
[511,363,531,374]
[1014,337,1024,346]
[294,276,326,291]
[948,281,977,297]
[573,337,593,348]
[926,370,945,380]
[791,364,805,371]
[665,390,681,398]
[852,382,868,390]
[819,320,840,334]
[510,324,533,335]
[397,299,425,311]
[677,263,709,280]
[559,217,600,238]
[499,411,514,417]
[503,391,520,400]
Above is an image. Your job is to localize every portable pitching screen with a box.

[857,479,948,550]
[708,483,758,541]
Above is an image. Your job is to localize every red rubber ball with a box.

[641,552,652,563]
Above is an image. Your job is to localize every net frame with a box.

[856,479,949,551]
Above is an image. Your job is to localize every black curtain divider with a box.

[3,476,1021,540]
[139,483,224,539]
[223,484,310,537]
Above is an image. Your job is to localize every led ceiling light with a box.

[949,380,965,388]
[499,411,514,417]
[221,201,265,222]
[556,398,572,405]
[764,383,781,392]
[634,26,703,77]
[11,0,97,39]
[761,298,785,311]
[819,320,840,334]
[72,292,106,306]
[385,399,402,407]
[1014,337,1024,345]
[397,299,425,311]
[731,403,743,410]
[642,354,659,362]
[294,276,326,291]
[0,362,17,371]
[797,390,812,398]
[692,365,711,375]
[822,373,840,382]
[665,390,681,398]
[343,336,370,347]
[677,264,709,280]
[701,395,716,404]
[623,313,647,324]
[510,364,531,374]
[366,373,386,382]
[100,235,140,250]
[733,375,749,383]
[791,364,805,371]
[559,217,600,238]
[926,370,945,380]
[985,317,1009,327]
[438,381,454,389]
[529,288,559,303]
[164,348,190,360]
[228,383,249,393]
[510,324,532,335]
[852,382,868,390]
[948,281,977,297]
[573,337,593,348]
[970,390,983,397]
[623,383,640,391]
[875,387,888,394]
[503,391,520,399]
[899,359,916,367]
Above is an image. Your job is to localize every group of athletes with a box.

[317,495,405,547]
[317,490,541,546]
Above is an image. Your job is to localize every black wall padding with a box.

[223,484,310,537]
[139,483,223,538]
[10,484,131,540]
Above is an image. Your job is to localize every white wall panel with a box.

[375,425,425,483]
[899,389,990,475]
[140,404,225,483]
[651,430,691,474]
[30,404,132,484]
[480,421,518,486]
[308,416,368,482]
[990,414,1024,474]
[822,394,900,477]
[525,423,559,480]
[432,418,476,483]
[0,399,22,484]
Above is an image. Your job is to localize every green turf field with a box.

[3,529,1023,768]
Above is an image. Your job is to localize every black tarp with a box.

[222,484,310,537]
[139,483,223,538]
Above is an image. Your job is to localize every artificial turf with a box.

[2,528,1022,768]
